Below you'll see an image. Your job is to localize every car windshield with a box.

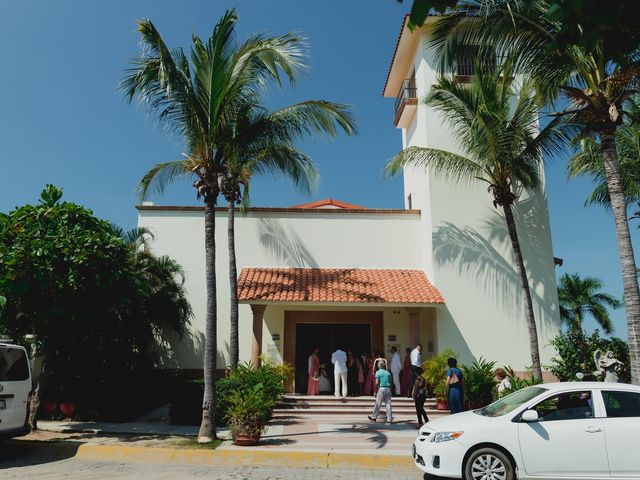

[476,386,547,417]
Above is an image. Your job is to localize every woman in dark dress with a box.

[445,357,465,414]
[347,350,360,396]
[412,375,429,427]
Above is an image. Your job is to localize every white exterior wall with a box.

[397,34,561,369]
[138,208,423,369]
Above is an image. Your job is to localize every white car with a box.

[0,343,32,440]
[413,382,640,480]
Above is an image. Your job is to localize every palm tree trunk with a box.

[228,200,239,368]
[198,198,218,442]
[502,202,543,380]
[600,132,640,385]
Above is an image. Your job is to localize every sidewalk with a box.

[27,406,420,471]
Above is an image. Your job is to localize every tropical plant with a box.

[387,68,569,380]
[461,357,497,407]
[0,185,190,426]
[557,272,622,335]
[549,330,631,383]
[421,348,457,390]
[225,383,274,442]
[122,9,314,441]
[499,367,543,396]
[568,96,640,208]
[422,0,640,385]
[218,96,355,370]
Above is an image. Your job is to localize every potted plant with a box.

[462,357,496,409]
[422,348,457,396]
[225,383,274,446]
[434,379,449,410]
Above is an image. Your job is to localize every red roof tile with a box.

[237,268,444,305]
[290,198,364,209]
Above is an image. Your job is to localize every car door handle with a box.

[585,426,602,433]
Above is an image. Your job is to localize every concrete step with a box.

[273,407,445,415]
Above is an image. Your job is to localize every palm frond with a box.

[136,159,194,200]
[385,146,482,183]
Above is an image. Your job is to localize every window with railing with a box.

[455,46,496,79]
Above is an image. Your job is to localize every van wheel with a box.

[464,447,514,480]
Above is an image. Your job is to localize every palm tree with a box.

[218,99,355,368]
[568,96,640,208]
[426,0,640,385]
[121,9,309,442]
[385,69,568,380]
[558,273,622,335]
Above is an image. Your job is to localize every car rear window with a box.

[0,347,30,382]
[602,390,640,418]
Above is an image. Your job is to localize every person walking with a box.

[331,346,348,397]
[372,351,386,397]
[411,375,429,427]
[390,346,402,396]
[446,357,465,414]
[307,347,320,396]
[367,361,393,424]
[409,344,422,397]
[401,347,412,396]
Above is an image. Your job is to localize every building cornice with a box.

[135,205,421,215]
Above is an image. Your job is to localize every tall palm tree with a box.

[426,0,640,385]
[385,69,569,379]
[218,99,355,368]
[558,273,622,335]
[568,96,640,208]
[121,9,309,442]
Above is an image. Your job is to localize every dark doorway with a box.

[295,323,371,394]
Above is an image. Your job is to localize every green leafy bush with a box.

[499,367,543,397]
[549,330,630,383]
[225,383,275,440]
[462,357,496,406]
[422,348,457,393]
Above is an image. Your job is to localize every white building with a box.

[137,16,561,391]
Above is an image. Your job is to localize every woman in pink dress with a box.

[363,350,375,396]
[357,353,365,395]
[307,348,320,396]
[401,347,413,397]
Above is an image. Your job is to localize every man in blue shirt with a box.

[367,361,394,424]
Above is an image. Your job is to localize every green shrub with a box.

[549,330,630,383]
[499,367,542,397]
[462,357,496,407]
[422,348,457,392]
[225,383,274,440]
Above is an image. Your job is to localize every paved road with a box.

[0,442,423,480]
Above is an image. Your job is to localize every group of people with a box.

[306,344,433,427]
[306,345,424,398]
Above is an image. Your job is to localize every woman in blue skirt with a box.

[445,357,465,414]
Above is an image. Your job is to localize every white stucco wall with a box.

[138,208,424,369]
[396,34,561,370]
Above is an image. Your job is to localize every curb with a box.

[13,440,415,471]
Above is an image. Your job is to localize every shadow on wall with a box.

[156,329,205,370]
[258,218,319,268]
[432,194,559,334]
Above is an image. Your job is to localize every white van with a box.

[0,343,32,439]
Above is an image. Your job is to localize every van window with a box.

[0,347,29,381]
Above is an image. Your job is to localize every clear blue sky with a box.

[0,1,637,338]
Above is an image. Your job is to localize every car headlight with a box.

[430,431,463,443]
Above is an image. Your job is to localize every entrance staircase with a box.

[274,394,449,422]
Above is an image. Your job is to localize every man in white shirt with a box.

[390,346,402,396]
[409,344,422,397]
[331,347,348,397]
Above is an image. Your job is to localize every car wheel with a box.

[464,447,514,480]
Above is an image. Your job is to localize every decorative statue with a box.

[593,350,624,383]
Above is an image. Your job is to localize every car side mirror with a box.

[521,410,539,422]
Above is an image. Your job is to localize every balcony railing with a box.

[455,47,497,81]
[394,78,417,126]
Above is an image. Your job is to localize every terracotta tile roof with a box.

[383,14,410,97]
[290,198,364,209]
[238,268,445,305]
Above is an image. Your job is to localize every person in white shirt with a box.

[331,347,348,397]
[409,344,422,397]
[390,346,402,396]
